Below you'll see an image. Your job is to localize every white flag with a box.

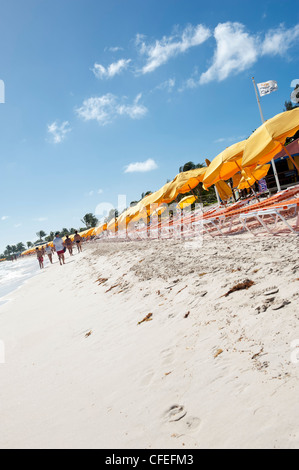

[257,80,278,97]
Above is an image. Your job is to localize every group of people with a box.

[35,231,83,269]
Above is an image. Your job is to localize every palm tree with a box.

[27,241,33,248]
[16,242,25,253]
[36,230,46,242]
[45,231,55,242]
[141,191,152,199]
[60,227,70,236]
[81,213,98,228]
[179,161,205,173]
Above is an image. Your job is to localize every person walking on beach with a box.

[36,247,44,269]
[53,232,65,265]
[45,244,53,264]
[74,230,82,253]
[64,235,73,256]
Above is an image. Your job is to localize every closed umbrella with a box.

[214,180,233,201]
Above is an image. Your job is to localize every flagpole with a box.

[252,77,281,192]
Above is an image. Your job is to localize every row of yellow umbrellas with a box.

[203,107,299,187]
[99,107,299,233]
[22,108,299,243]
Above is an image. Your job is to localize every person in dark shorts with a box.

[73,230,82,253]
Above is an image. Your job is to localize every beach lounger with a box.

[239,201,299,235]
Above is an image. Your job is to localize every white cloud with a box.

[200,22,259,84]
[76,93,148,126]
[1,216,9,221]
[47,121,71,143]
[117,93,147,119]
[137,24,211,74]
[124,158,158,173]
[34,217,48,222]
[261,23,299,56]
[155,78,176,92]
[92,59,131,79]
[214,135,246,144]
[105,46,124,52]
[87,188,104,196]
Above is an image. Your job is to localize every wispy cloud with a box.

[47,121,71,143]
[86,188,104,197]
[76,93,147,126]
[124,158,158,173]
[214,135,246,144]
[1,216,9,221]
[92,59,131,79]
[137,24,211,74]
[33,217,48,222]
[105,46,124,53]
[14,223,22,228]
[154,78,176,93]
[261,23,299,56]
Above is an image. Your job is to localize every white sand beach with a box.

[0,234,298,449]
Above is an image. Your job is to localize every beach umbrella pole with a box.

[214,186,221,205]
[252,77,281,192]
[235,161,260,202]
[281,145,299,174]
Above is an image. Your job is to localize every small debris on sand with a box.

[137,313,153,325]
[223,279,255,297]
[214,348,223,358]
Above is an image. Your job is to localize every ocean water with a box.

[0,257,41,305]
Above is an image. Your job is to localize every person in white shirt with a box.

[45,244,53,264]
[53,232,65,265]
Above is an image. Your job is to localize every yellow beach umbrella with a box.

[177,195,196,209]
[214,180,233,201]
[242,107,299,171]
[94,224,107,235]
[238,164,271,190]
[79,228,93,237]
[152,204,168,217]
[203,140,246,188]
[171,167,207,194]
[107,218,118,231]
[160,169,206,204]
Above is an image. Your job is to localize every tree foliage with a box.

[80,213,98,228]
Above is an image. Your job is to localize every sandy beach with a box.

[0,233,298,449]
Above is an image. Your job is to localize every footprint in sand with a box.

[161,348,175,366]
[163,405,201,433]
[140,370,155,386]
[164,405,187,422]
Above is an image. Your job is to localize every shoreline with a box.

[0,258,42,308]
[0,236,298,449]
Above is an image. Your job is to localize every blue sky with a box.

[0,0,299,251]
